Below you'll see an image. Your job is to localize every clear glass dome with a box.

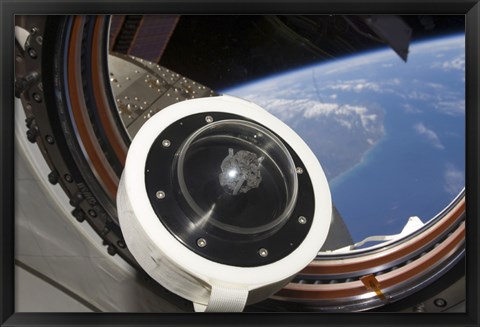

[175,119,298,235]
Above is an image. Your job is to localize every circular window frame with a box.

[14,14,466,312]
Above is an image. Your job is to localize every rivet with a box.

[298,216,307,224]
[117,240,126,249]
[32,93,42,103]
[156,190,165,199]
[296,167,304,174]
[205,115,214,123]
[45,135,54,144]
[259,248,269,257]
[197,238,207,248]
[28,48,38,59]
[162,139,171,147]
[64,174,73,183]
[434,298,447,307]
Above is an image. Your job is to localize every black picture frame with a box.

[1,0,479,326]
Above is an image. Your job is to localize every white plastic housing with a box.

[117,95,332,311]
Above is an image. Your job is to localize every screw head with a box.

[26,129,37,143]
[258,248,269,257]
[107,245,117,256]
[64,174,73,183]
[205,115,214,123]
[197,238,207,248]
[117,240,126,249]
[72,208,85,222]
[48,171,59,185]
[28,48,38,59]
[296,167,304,174]
[434,298,447,307]
[298,216,307,224]
[45,135,54,144]
[32,93,42,103]
[162,139,171,148]
[156,190,166,199]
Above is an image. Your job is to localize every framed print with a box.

[1,0,479,326]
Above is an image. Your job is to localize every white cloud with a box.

[430,54,465,72]
[444,163,464,195]
[303,102,339,118]
[408,90,433,101]
[426,82,445,89]
[231,90,383,134]
[325,79,382,93]
[406,81,465,117]
[402,104,422,114]
[434,99,465,116]
[414,123,445,150]
[336,118,353,129]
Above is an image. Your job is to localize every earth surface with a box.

[223,34,465,244]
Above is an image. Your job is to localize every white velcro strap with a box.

[193,285,249,312]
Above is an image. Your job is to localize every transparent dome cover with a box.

[175,119,298,235]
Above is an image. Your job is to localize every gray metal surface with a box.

[108,53,216,138]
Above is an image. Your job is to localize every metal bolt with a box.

[298,216,307,224]
[107,245,117,256]
[32,93,42,103]
[205,115,214,123]
[296,167,304,174]
[72,208,85,222]
[28,48,38,59]
[64,174,73,183]
[162,139,171,148]
[434,298,447,307]
[45,135,54,144]
[69,192,84,207]
[26,129,37,143]
[259,248,269,257]
[117,240,126,249]
[197,238,207,248]
[48,171,59,185]
[156,190,166,199]
[88,209,97,217]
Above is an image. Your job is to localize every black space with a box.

[159,15,465,91]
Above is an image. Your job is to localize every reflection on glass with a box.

[175,119,298,235]
[225,35,465,244]
[108,15,465,248]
